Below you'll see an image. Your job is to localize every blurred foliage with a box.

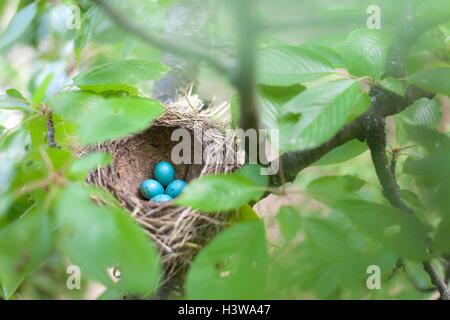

[0,0,450,300]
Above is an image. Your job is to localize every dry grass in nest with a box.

[78,107,238,282]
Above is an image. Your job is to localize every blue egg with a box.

[165,179,187,198]
[150,194,173,203]
[140,179,164,200]
[154,161,175,187]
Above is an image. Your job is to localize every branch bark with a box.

[423,261,450,300]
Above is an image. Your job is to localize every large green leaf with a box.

[50,92,164,145]
[398,98,441,128]
[0,210,52,299]
[186,221,268,299]
[313,140,368,166]
[335,200,430,261]
[280,79,370,151]
[0,2,37,51]
[74,60,169,94]
[339,29,392,79]
[0,95,30,112]
[303,218,367,289]
[408,68,450,96]
[277,206,302,241]
[433,217,450,255]
[306,175,365,207]
[68,152,112,180]
[176,165,268,212]
[258,84,305,131]
[176,176,263,212]
[257,46,335,86]
[55,185,161,296]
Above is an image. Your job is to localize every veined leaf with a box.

[280,79,370,151]
[258,84,304,131]
[313,140,368,166]
[176,175,264,212]
[398,98,441,128]
[74,60,169,94]
[408,68,450,96]
[56,185,161,296]
[186,221,268,299]
[339,29,392,79]
[303,218,367,289]
[0,210,52,299]
[257,46,335,86]
[306,175,365,207]
[176,165,268,212]
[50,92,165,145]
[335,200,430,261]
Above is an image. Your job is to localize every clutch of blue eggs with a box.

[140,161,187,203]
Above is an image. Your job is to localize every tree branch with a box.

[270,84,431,186]
[91,0,230,76]
[423,261,450,300]
[365,113,414,213]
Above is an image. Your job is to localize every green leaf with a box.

[335,200,430,261]
[6,88,26,100]
[51,92,165,145]
[79,96,164,145]
[258,84,304,131]
[50,91,104,123]
[55,185,161,296]
[32,73,54,105]
[398,98,441,128]
[186,221,268,299]
[234,164,269,188]
[313,140,368,166]
[68,152,112,179]
[0,95,30,112]
[277,206,302,241]
[257,46,335,86]
[176,175,265,212]
[280,79,370,151]
[306,175,365,207]
[408,68,450,96]
[0,210,52,299]
[378,77,406,96]
[303,217,367,288]
[74,60,169,94]
[339,29,392,79]
[433,217,450,255]
[229,204,260,224]
[303,45,344,68]
[400,190,426,211]
[0,2,37,51]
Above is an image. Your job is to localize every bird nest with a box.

[78,105,238,285]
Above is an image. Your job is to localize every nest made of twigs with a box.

[79,105,238,282]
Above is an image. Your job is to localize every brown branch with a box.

[423,261,450,300]
[270,84,430,186]
[366,113,414,213]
